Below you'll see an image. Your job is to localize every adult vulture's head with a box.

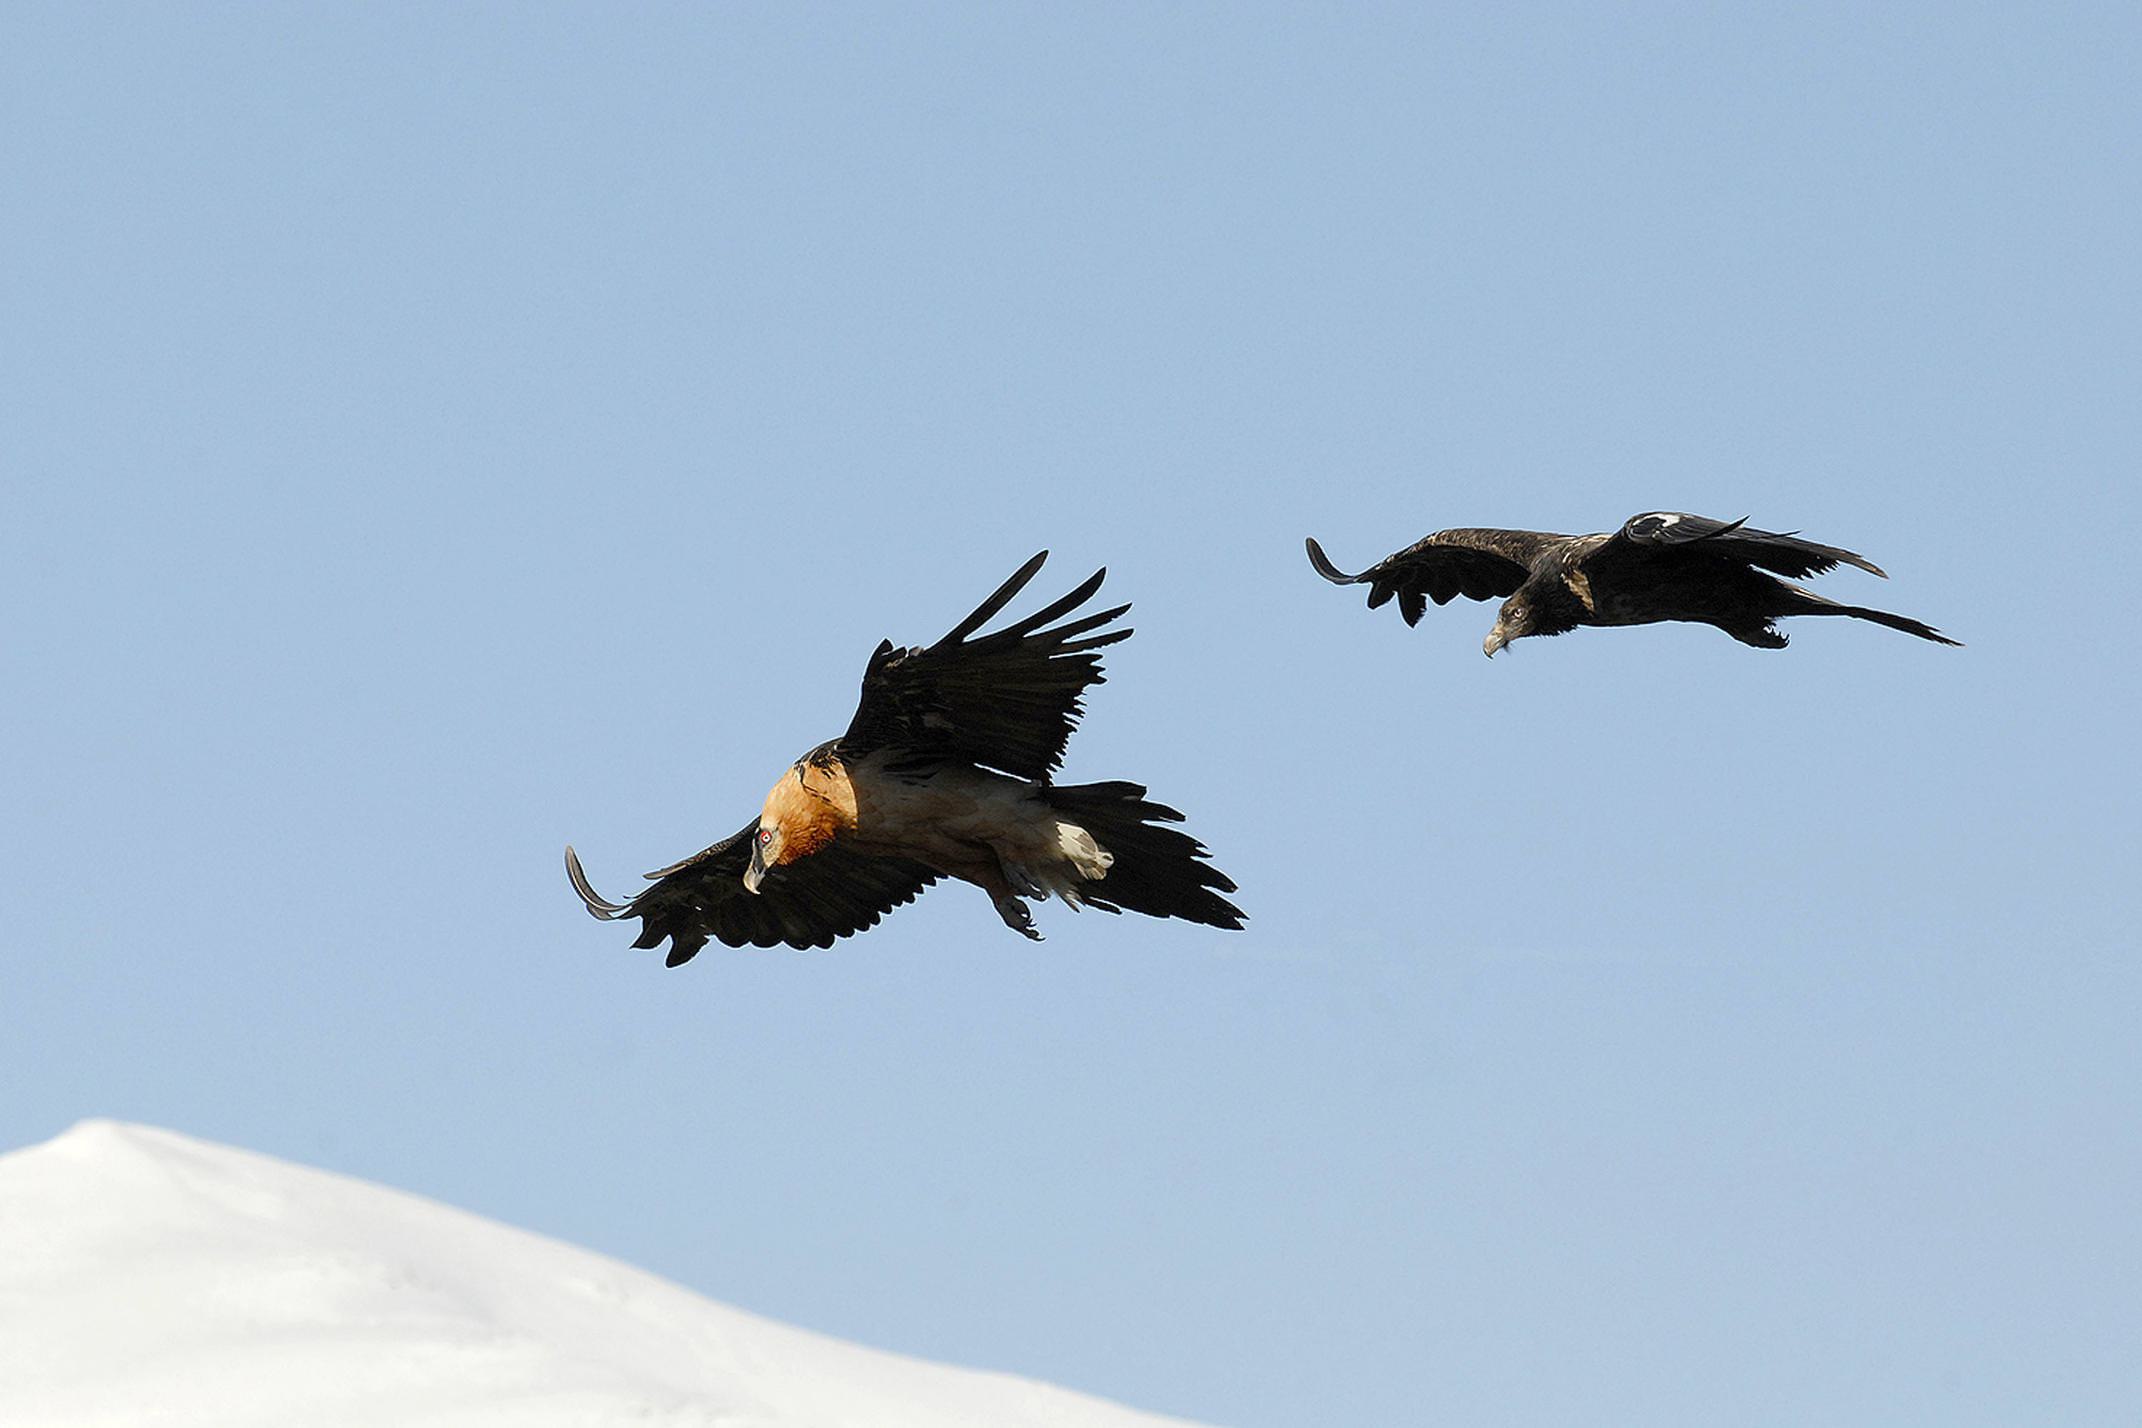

[746,755,854,893]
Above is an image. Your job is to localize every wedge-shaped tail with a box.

[1785,590,1962,646]
[1044,781,1244,929]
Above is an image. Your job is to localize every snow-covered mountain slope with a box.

[0,1121,1212,1428]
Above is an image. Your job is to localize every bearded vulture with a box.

[566,553,1244,962]
[1306,511,1959,655]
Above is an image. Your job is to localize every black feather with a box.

[841,553,1130,783]
[565,836,938,962]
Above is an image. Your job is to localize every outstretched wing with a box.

[1305,528,1564,625]
[841,552,1130,782]
[566,827,939,964]
[1613,512,1888,579]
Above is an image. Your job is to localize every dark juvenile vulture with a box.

[567,553,1244,962]
[1306,511,1960,655]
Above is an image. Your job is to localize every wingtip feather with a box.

[942,550,1051,644]
[565,845,628,920]
[1304,537,1362,584]
[999,565,1108,637]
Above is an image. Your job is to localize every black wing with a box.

[1305,529,1565,625]
[840,552,1130,782]
[566,827,939,964]
[1613,512,1888,579]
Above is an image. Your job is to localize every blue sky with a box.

[4,4,2137,1424]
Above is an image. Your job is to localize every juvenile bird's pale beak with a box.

[744,837,770,894]
[1483,628,1508,658]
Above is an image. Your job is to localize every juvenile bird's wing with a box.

[566,827,938,963]
[841,551,1130,782]
[1612,511,1888,579]
[1305,528,1565,625]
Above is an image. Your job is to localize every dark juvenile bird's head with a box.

[1483,595,1536,657]
[744,760,855,893]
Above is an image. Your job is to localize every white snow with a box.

[0,1120,1215,1428]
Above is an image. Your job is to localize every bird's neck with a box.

[767,755,859,857]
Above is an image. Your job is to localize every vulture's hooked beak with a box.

[744,833,771,894]
[1483,627,1509,659]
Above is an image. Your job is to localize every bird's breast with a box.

[843,754,1045,858]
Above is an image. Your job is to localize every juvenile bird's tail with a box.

[1787,588,1962,645]
[1044,781,1245,930]
[1827,604,1962,645]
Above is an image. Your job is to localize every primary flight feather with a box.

[567,552,1244,962]
[1307,511,1959,655]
